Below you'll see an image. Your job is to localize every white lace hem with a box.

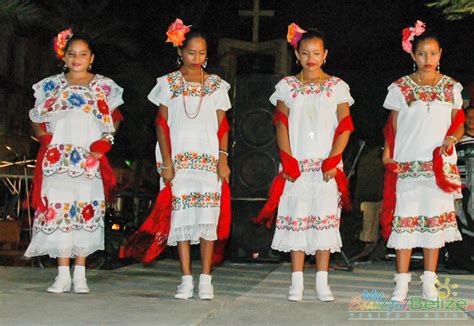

[271,244,341,255]
[387,228,462,249]
[24,244,104,258]
[167,224,217,246]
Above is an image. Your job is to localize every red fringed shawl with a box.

[380,109,465,241]
[90,140,116,202]
[321,115,355,211]
[254,112,354,228]
[120,112,232,264]
[31,124,52,213]
[253,110,301,228]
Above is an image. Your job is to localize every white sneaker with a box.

[73,277,90,294]
[390,273,411,302]
[198,274,214,300]
[175,276,194,300]
[316,271,334,302]
[288,271,304,301]
[420,272,439,301]
[47,277,71,293]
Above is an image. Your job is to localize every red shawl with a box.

[120,112,232,264]
[254,112,354,228]
[380,109,465,241]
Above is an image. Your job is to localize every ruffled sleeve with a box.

[29,75,60,123]
[453,82,464,110]
[101,78,124,110]
[269,78,291,108]
[383,83,405,112]
[212,77,231,112]
[334,79,355,106]
[148,75,172,107]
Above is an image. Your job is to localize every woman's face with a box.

[63,40,94,73]
[179,37,207,70]
[295,37,328,72]
[411,38,442,74]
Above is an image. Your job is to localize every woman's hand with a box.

[282,172,296,182]
[323,167,337,182]
[160,165,175,184]
[441,137,455,156]
[90,152,103,159]
[217,160,231,183]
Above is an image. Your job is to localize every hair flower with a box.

[166,18,191,47]
[53,28,73,59]
[401,20,426,53]
[287,23,307,49]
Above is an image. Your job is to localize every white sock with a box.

[291,271,304,284]
[73,265,86,279]
[182,275,193,284]
[423,271,436,278]
[316,271,329,285]
[199,274,212,284]
[58,266,71,279]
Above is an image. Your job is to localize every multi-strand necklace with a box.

[181,68,204,119]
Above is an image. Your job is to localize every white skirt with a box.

[24,173,105,258]
[271,170,342,254]
[387,176,462,249]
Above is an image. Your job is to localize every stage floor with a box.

[0,260,472,325]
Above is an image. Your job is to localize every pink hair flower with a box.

[166,18,191,47]
[401,20,426,53]
[287,23,307,49]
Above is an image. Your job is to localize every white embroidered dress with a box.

[383,75,463,249]
[270,76,354,254]
[148,71,231,246]
[25,73,124,258]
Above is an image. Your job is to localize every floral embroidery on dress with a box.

[397,160,459,182]
[167,71,223,99]
[172,192,220,211]
[284,76,341,98]
[43,144,101,179]
[394,75,456,107]
[298,158,323,173]
[33,200,106,234]
[157,152,218,174]
[31,74,114,127]
[276,214,340,232]
[392,211,457,234]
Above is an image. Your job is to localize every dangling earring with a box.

[323,59,326,65]
[63,64,68,72]
[437,63,440,72]
[88,63,92,71]
[413,61,416,72]
[296,59,300,65]
[202,58,208,69]
[176,56,182,67]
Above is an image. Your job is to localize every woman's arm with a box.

[216,110,231,183]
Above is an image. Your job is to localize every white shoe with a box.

[175,276,194,300]
[47,277,71,293]
[198,274,214,300]
[73,277,90,294]
[316,271,334,302]
[421,272,439,301]
[288,271,304,301]
[390,273,411,302]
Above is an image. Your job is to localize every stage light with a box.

[111,223,121,231]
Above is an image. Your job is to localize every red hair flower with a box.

[401,20,426,53]
[82,204,95,221]
[53,28,74,59]
[97,99,109,115]
[287,23,307,49]
[166,18,191,47]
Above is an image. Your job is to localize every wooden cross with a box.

[238,0,275,43]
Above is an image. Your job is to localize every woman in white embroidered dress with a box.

[271,27,354,302]
[382,24,463,302]
[25,31,123,294]
[148,22,231,300]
